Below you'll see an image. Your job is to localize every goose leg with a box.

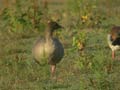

[112,51,115,60]
[50,64,56,78]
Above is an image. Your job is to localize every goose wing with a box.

[112,37,120,45]
[48,38,64,65]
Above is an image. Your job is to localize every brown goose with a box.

[32,20,64,77]
[107,26,120,59]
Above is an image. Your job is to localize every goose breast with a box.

[32,38,64,65]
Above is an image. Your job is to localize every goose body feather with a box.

[32,37,64,65]
[107,26,120,59]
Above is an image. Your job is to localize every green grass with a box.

[0,0,120,90]
[1,29,120,90]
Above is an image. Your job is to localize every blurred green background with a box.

[0,0,120,90]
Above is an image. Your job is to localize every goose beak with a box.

[61,26,64,29]
[59,25,64,29]
[57,25,64,30]
[57,24,63,28]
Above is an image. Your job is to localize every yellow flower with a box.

[77,41,84,50]
[81,15,88,21]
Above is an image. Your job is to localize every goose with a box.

[107,26,120,59]
[32,20,64,78]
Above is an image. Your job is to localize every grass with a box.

[1,28,120,90]
[0,0,120,90]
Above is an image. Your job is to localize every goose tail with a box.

[107,34,120,51]
[107,34,112,46]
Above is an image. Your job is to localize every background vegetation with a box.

[0,0,120,90]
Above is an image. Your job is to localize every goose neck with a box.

[45,28,54,41]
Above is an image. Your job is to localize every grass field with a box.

[0,0,120,90]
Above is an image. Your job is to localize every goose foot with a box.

[112,51,115,60]
[50,64,56,79]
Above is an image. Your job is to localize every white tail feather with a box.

[107,34,120,51]
[107,34,112,46]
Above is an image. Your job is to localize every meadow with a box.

[0,0,120,90]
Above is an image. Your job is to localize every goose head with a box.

[47,21,63,31]
[45,20,63,40]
